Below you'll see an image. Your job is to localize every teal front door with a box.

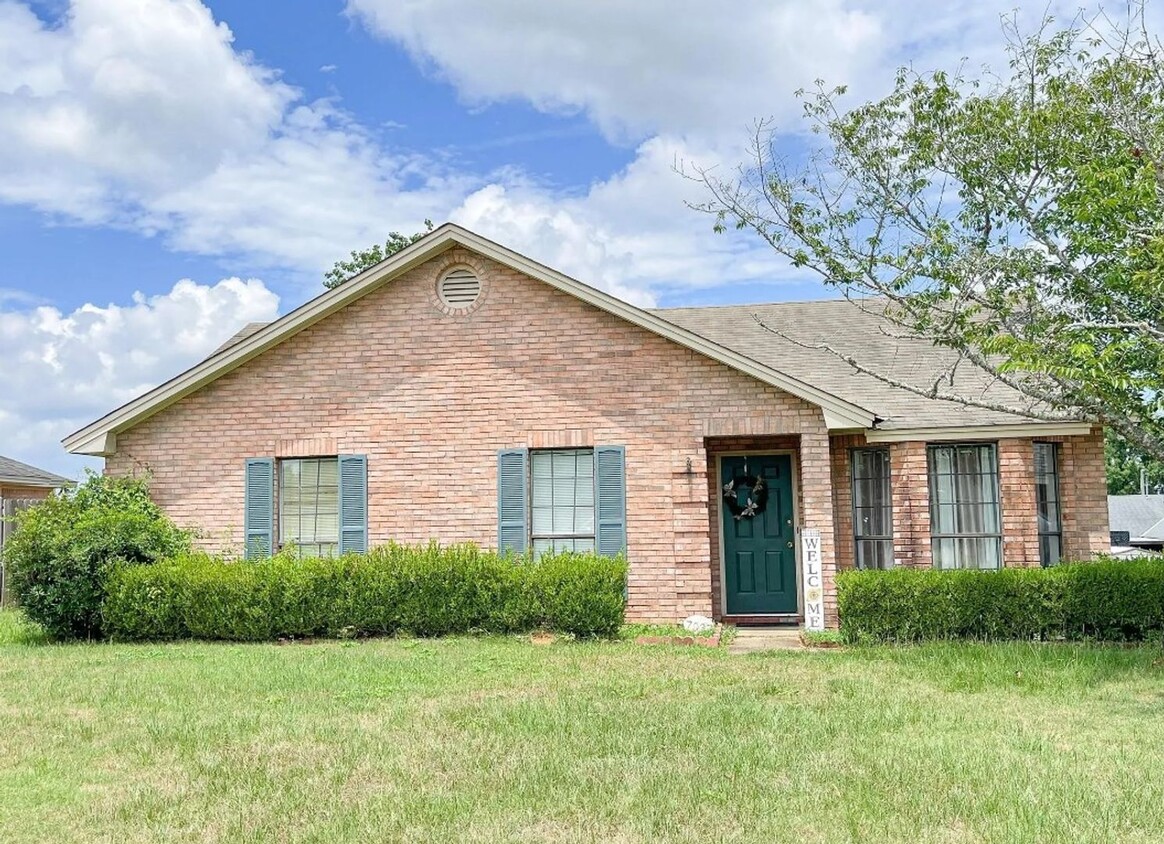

[721,454,797,615]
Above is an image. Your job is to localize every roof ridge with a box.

[650,296,889,312]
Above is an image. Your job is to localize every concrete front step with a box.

[727,626,804,654]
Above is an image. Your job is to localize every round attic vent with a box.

[438,267,481,309]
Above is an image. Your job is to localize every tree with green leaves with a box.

[323,220,434,289]
[1106,429,1164,494]
[690,7,1164,462]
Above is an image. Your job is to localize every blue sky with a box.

[0,0,1105,475]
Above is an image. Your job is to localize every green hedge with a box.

[837,558,1164,643]
[102,543,627,641]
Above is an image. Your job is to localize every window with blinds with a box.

[530,449,595,556]
[279,458,340,557]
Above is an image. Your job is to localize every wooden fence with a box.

[0,498,38,607]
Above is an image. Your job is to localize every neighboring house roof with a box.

[211,322,269,355]
[63,223,1090,456]
[0,454,71,489]
[1108,495,1164,546]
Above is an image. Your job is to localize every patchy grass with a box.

[801,628,845,647]
[3,610,1164,843]
[618,622,717,640]
[0,607,50,646]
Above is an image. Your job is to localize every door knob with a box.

[787,540,794,548]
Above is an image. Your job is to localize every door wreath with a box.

[723,473,768,520]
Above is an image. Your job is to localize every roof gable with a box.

[63,225,877,456]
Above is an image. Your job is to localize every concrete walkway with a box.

[727,627,804,654]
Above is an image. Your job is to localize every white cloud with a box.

[342,0,1104,305]
[0,276,280,477]
[0,0,469,278]
[451,136,788,306]
[0,0,1136,311]
[344,0,1091,143]
[346,0,883,142]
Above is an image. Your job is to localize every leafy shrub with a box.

[103,543,627,641]
[4,473,189,639]
[837,558,1164,644]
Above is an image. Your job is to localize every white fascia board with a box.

[865,422,1095,443]
[67,430,118,457]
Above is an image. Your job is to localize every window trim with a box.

[1034,441,1063,567]
[277,455,341,558]
[927,442,1003,570]
[528,447,597,554]
[850,446,894,570]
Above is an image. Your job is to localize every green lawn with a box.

[2,611,1164,843]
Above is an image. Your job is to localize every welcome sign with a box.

[800,528,825,632]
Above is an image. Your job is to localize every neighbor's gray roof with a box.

[1108,495,1164,544]
[212,322,269,355]
[0,455,71,488]
[213,299,1045,430]
[652,299,1042,429]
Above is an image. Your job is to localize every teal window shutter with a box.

[595,445,627,558]
[244,458,275,560]
[497,448,528,554]
[338,454,369,554]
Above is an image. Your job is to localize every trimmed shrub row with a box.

[103,543,627,641]
[837,557,1164,643]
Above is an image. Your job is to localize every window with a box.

[1034,442,1062,566]
[279,458,339,557]
[928,443,1002,569]
[851,448,893,569]
[530,449,594,556]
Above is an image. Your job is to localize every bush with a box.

[3,473,189,639]
[837,558,1164,644]
[103,543,628,642]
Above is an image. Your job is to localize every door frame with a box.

[715,449,802,620]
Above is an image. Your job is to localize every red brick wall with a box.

[889,441,934,568]
[0,485,55,501]
[1056,430,1110,559]
[106,247,831,622]
[828,429,1109,571]
[998,438,1041,566]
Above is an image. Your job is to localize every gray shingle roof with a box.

[1108,495,1164,543]
[212,322,269,355]
[651,298,1045,429]
[0,455,71,488]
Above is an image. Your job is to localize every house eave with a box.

[0,475,72,488]
[864,421,1095,443]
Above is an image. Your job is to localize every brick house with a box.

[63,224,1109,626]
